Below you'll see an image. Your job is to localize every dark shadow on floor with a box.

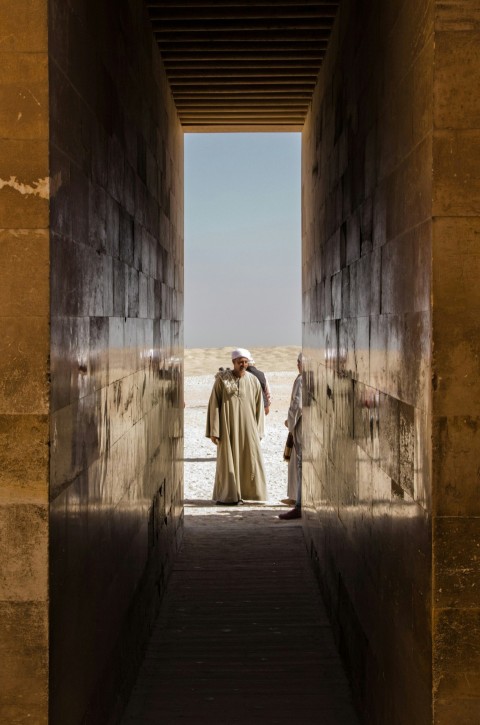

[120,506,360,725]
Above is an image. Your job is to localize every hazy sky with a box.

[184,133,301,349]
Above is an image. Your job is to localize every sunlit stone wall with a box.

[48,0,184,721]
[0,1,49,722]
[431,2,480,721]
[302,1,434,723]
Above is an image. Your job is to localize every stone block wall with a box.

[48,0,184,722]
[0,1,50,722]
[301,1,434,723]
[303,0,480,721]
[432,2,480,721]
[0,0,183,718]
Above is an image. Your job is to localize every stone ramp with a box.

[121,504,359,725]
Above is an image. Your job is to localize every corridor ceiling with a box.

[145,1,339,131]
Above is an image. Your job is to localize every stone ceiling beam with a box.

[147,1,337,129]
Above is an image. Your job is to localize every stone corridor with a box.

[121,504,359,725]
[2,0,479,721]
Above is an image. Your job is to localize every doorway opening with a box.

[183,132,302,509]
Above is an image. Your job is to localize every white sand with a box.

[184,345,301,377]
[184,346,300,514]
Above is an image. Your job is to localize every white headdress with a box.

[231,348,251,361]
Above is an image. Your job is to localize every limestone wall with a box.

[0,0,50,722]
[303,0,480,721]
[48,0,184,721]
[301,1,434,722]
[431,2,480,721]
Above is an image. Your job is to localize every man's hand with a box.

[265,406,270,416]
[211,436,219,445]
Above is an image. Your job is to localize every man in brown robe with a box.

[206,348,267,505]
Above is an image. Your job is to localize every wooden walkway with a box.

[121,503,359,725]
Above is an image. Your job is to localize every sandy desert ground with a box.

[183,346,301,516]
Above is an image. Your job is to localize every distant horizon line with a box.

[184,343,302,350]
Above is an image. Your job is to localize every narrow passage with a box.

[121,504,359,725]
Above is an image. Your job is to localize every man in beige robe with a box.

[206,348,267,504]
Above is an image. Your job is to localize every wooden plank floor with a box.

[121,503,359,725]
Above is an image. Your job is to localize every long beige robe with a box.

[206,370,267,503]
[287,449,297,501]
[287,373,302,500]
[287,373,302,441]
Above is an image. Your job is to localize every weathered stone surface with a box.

[433,608,480,706]
[302,1,435,723]
[0,316,49,414]
[0,229,49,317]
[0,414,49,504]
[0,0,48,52]
[0,1,50,718]
[0,503,48,601]
[0,52,48,139]
[431,4,480,720]
[302,1,480,717]
[48,0,184,721]
[0,601,48,724]
[434,30,480,128]
[0,139,49,228]
[434,516,480,608]
[433,130,480,216]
